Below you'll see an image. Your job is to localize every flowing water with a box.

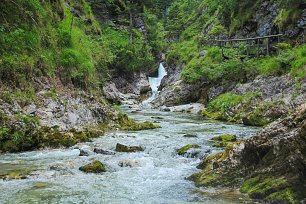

[0,108,260,203]
[0,63,260,203]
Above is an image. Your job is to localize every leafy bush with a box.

[114,38,155,72]
[207,93,243,113]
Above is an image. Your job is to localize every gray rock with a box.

[198,50,207,57]
[183,134,198,138]
[94,148,115,155]
[79,149,90,156]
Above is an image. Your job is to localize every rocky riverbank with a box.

[189,103,306,203]
[0,79,158,153]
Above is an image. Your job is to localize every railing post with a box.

[256,38,260,58]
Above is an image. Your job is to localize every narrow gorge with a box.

[0,0,305,203]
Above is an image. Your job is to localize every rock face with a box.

[115,143,144,152]
[112,72,151,96]
[232,74,306,107]
[79,160,106,173]
[0,88,116,132]
[190,104,306,203]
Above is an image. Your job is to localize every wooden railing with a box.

[211,34,283,59]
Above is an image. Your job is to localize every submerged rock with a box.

[33,182,49,189]
[79,160,106,173]
[151,116,164,119]
[115,143,144,152]
[183,133,198,138]
[0,170,30,180]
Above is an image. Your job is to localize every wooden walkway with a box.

[212,34,283,59]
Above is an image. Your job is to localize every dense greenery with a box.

[164,0,306,84]
[0,0,112,89]
[0,0,168,91]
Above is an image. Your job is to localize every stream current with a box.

[0,64,260,203]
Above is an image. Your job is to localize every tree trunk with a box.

[129,5,133,44]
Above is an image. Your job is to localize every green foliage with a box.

[0,114,43,153]
[143,8,166,57]
[0,0,112,89]
[208,25,227,37]
[291,44,306,79]
[207,93,243,113]
[275,0,303,30]
[166,40,198,66]
[114,38,155,72]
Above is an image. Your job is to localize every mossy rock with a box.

[201,110,227,121]
[122,121,161,131]
[177,144,200,155]
[196,151,223,169]
[115,143,144,152]
[212,134,236,142]
[79,160,106,173]
[240,175,290,200]
[117,113,160,131]
[212,142,228,148]
[267,188,297,203]
[0,170,30,180]
[242,112,269,126]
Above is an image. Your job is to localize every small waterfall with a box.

[141,63,167,108]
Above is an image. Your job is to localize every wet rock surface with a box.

[79,160,106,173]
[115,143,144,152]
[190,104,306,202]
[94,148,115,155]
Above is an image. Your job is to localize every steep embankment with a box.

[0,0,160,153]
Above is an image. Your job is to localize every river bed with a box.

[0,106,260,203]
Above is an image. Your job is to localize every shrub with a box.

[207,93,243,113]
